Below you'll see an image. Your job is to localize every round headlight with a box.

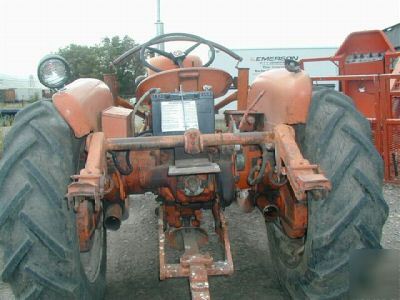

[37,55,71,89]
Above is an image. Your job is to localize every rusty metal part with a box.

[278,185,308,238]
[237,68,249,110]
[104,171,127,203]
[136,67,233,100]
[104,203,122,230]
[77,200,100,252]
[238,90,264,131]
[184,129,202,154]
[103,73,119,100]
[122,150,159,194]
[166,226,208,250]
[247,68,312,128]
[274,124,331,200]
[183,231,211,300]
[158,206,233,300]
[107,131,274,151]
[236,145,262,189]
[224,110,265,132]
[53,79,114,138]
[214,91,237,112]
[168,163,220,176]
[67,132,108,212]
[182,175,204,196]
[256,190,307,238]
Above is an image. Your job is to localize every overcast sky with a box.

[1,0,399,77]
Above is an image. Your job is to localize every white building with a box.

[0,74,47,102]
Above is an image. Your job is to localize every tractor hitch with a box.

[158,205,233,300]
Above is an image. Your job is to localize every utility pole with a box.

[155,0,165,51]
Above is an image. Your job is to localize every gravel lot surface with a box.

[105,185,400,300]
[381,184,400,250]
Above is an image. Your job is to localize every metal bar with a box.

[189,264,210,300]
[106,131,274,151]
[162,262,232,278]
[311,75,379,81]
[237,68,249,110]
[300,56,342,69]
[310,74,400,81]
[300,56,339,63]
[390,91,400,96]
[214,91,238,112]
[182,229,211,300]
[384,52,400,59]
[219,210,233,274]
[274,124,331,200]
[378,76,389,180]
[385,119,400,125]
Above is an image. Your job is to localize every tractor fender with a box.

[53,78,114,138]
[247,68,312,128]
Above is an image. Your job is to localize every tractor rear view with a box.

[0,33,387,299]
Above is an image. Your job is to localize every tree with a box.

[57,35,144,96]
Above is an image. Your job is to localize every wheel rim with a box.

[80,221,104,283]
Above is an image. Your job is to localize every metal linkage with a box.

[158,206,233,300]
[67,132,108,212]
[274,124,332,200]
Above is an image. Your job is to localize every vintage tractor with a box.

[0,33,388,299]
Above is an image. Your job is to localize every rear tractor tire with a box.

[267,89,388,299]
[0,101,106,299]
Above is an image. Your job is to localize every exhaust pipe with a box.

[262,204,279,222]
[104,204,122,230]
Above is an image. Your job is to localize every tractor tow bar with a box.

[158,205,233,300]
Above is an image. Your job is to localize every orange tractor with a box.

[0,33,388,299]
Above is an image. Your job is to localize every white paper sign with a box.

[161,100,199,132]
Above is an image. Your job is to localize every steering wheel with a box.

[113,33,242,72]
[139,33,216,72]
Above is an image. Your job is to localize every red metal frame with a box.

[300,30,400,183]
[301,73,400,183]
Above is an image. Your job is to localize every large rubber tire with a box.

[0,101,106,299]
[267,89,389,299]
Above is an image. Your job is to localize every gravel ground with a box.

[104,184,400,300]
[381,184,400,250]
